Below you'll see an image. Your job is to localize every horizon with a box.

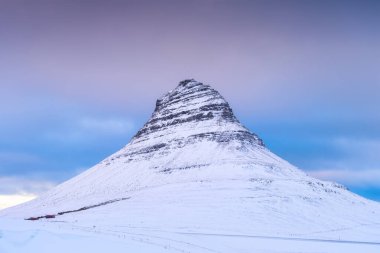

[1,0,379,209]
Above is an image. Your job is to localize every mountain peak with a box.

[154,79,212,112]
[132,80,264,147]
[178,78,199,88]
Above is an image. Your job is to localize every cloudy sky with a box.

[0,0,379,208]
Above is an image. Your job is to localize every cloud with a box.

[79,117,134,134]
[0,176,53,209]
[332,137,380,164]
[44,116,135,143]
[0,194,37,210]
[0,177,55,195]
[0,151,43,165]
[309,169,380,188]
[302,137,380,195]
[307,137,380,172]
[0,176,56,210]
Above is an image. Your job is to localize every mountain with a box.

[1,79,380,252]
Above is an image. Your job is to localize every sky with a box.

[0,0,379,208]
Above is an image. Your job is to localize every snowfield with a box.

[1,80,379,252]
[1,215,380,253]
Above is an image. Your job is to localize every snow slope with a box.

[1,79,380,252]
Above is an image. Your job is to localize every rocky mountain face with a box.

[133,79,263,145]
[109,79,264,165]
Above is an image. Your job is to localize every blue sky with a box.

[0,0,379,203]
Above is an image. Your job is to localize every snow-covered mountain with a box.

[1,79,380,252]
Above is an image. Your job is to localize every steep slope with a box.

[2,79,380,244]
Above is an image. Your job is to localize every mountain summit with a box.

[3,79,380,246]
[133,79,263,147]
[114,79,264,169]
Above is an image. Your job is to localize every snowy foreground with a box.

[1,80,379,252]
[1,212,380,253]
[1,179,380,253]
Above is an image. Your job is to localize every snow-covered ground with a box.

[2,170,379,252]
[1,80,379,252]
[1,215,380,253]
